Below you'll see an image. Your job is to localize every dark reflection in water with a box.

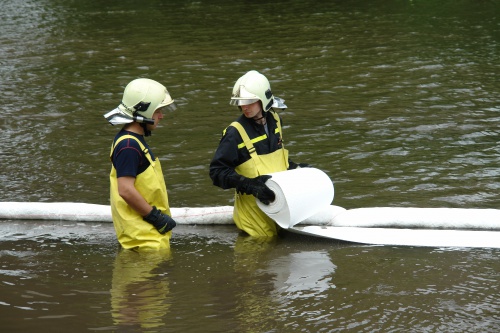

[1,0,499,332]
[0,223,499,332]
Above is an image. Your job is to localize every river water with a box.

[1,0,499,332]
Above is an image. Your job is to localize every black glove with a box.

[288,161,311,170]
[143,206,176,234]
[236,175,275,205]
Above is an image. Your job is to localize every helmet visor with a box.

[230,85,260,106]
[158,102,177,112]
[156,93,175,110]
[229,98,259,106]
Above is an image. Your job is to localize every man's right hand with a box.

[143,206,176,234]
[236,175,275,205]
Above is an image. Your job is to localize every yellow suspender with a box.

[228,111,287,172]
[230,122,264,172]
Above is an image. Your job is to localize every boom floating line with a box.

[1,202,500,248]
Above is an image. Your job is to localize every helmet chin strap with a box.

[141,122,152,137]
[133,111,153,136]
[253,110,267,124]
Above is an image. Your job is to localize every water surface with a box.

[1,0,499,332]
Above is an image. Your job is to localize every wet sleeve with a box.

[209,127,243,190]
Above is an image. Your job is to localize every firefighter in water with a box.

[209,70,308,237]
[104,78,177,250]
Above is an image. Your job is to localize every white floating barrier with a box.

[0,202,233,225]
[0,202,113,222]
[0,201,338,226]
[326,207,500,230]
[1,201,500,248]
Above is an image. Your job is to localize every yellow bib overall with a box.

[109,135,172,250]
[231,113,289,237]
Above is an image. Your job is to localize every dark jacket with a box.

[209,110,286,189]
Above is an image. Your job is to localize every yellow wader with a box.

[231,112,289,237]
[109,135,172,250]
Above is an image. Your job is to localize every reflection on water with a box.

[1,0,498,209]
[232,236,281,332]
[268,251,335,297]
[1,228,498,332]
[1,0,499,332]
[111,249,172,331]
[331,246,500,332]
[267,251,337,330]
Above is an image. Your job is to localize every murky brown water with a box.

[1,0,499,332]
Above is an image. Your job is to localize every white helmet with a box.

[104,78,176,125]
[230,70,287,111]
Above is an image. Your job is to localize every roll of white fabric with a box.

[256,168,334,229]
[291,226,500,248]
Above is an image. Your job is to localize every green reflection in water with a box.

[1,0,498,211]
